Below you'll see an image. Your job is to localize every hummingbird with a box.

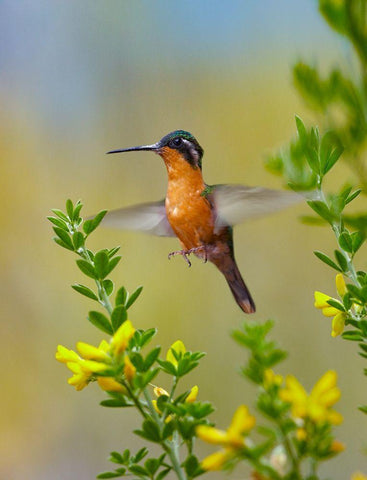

[105,130,300,314]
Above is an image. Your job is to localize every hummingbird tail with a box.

[216,257,256,314]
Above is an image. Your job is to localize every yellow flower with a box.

[166,340,186,366]
[280,370,343,425]
[330,440,345,453]
[186,385,199,403]
[351,473,367,480]
[197,405,255,471]
[314,292,340,316]
[76,340,110,362]
[335,273,347,296]
[97,376,127,393]
[331,312,346,337]
[296,428,307,441]
[263,369,283,389]
[201,449,234,471]
[314,275,348,337]
[154,386,169,397]
[66,362,90,391]
[111,320,135,355]
[56,343,109,391]
[124,355,136,383]
[55,345,80,364]
[197,405,255,449]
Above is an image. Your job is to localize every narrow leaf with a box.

[115,286,127,306]
[314,251,342,271]
[126,286,143,309]
[53,227,74,250]
[334,250,348,272]
[88,311,113,335]
[72,284,98,301]
[111,305,127,331]
[76,259,97,279]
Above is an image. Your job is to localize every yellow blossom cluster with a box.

[196,405,256,471]
[279,370,343,427]
[56,320,135,391]
[314,274,347,337]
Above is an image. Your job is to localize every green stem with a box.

[143,388,186,480]
[277,421,300,478]
[317,182,361,288]
[121,380,148,419]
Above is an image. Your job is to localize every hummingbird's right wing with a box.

[209,184,302,228]
[102,200,175,237]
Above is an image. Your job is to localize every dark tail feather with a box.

[215,257,256,314]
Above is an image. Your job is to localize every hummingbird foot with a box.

[168,246,207,267]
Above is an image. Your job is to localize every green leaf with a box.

[341,330,364,341]
[338,232,353,253]
[326,299,345,312]
[51,208,69,221]
[184,455,200,477]
[103,279,114,296]
[334,250,348,272]
[351,231,364,253]
[314,251,342,272]
[126,286,143,309]
[144,347,161,371]
[72,201,83,221]
[324,145,343,174]
[53,237,74,251]
[305,147,320,174]
[108,246,121,258]
[115,286,128,306]
[307,200,333,223]
[88,311,113,335]
[346,189,362,205]
[136,419,161,443]
[47,216,69,230]
[106,256,122,276]
[97,471,124,479]
[53,227,74,250]
[295,115,307,144]
[109,452,125,464]
[144,458,160,475]
[111,305,127,332]
[72,284,98,301]
[83,210,107,235]
[157,359,177,376]
[358,405,367,414]
[72,231,84,250]
[66,199,74,218]
[129,465,148,476]
[100,398,132,407]
[156,468,171,480]
[133,448,148,463]
[94,250,110,279]
[76,259,97,279]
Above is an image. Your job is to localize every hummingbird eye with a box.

[169,137,183,148]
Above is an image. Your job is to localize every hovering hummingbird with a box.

[105,130,300,314]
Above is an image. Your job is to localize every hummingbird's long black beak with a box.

[106,143,160,155]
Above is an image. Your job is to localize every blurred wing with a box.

[102,200,175,237]
[212,184,302,227]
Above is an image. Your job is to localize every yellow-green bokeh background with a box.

[1,2,366,479]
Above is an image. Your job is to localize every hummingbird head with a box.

[107,130,204,170]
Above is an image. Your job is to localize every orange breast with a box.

[161,147,214,250]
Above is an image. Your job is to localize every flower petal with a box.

[166,340,186,366]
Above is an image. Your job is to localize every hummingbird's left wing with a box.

[102,200,175,237]
[208,184,302,228]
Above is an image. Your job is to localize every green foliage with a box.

[49,200,213,480]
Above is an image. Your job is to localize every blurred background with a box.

[1,1,366,479]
